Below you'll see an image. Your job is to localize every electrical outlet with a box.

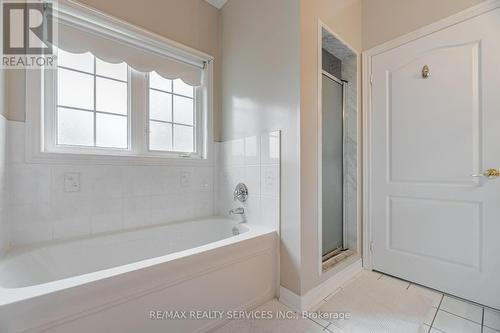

[180,172,191,188]
[64,172,80,192]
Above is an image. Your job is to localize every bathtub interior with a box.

[0,217,251,289]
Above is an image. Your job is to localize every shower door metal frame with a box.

[319,70,348,261]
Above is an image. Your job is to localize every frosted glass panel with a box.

[149,90,172,122]
[173,95,194,125]
[96,77,127,115]
[96,58,127,81]
[150,71,172,92]
[173,125,194,152]
[173,79,193,97]
[321,75,344,255]
[96,113,127,148]
[57,49,94,73]
[57,68,94,110]
[57,107,94,146]
[149,121,172,151]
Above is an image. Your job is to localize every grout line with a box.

[429,294,444,330]
[430,326,446,333]
[438,308,483,326]
[481,307,484,333]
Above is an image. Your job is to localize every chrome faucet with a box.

[229,207,246,235]
[228,207,245,215]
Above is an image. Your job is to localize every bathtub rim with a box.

[0,217,274,306]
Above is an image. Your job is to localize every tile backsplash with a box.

[3,121,215,248]
[1,120,280,250]
[0,115,8,254]
[216,131,280,232]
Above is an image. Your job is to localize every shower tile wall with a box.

[322,49,342,78]
[216,131,280,232]
[2,121,216,248]
[0,115,8,254]
[342,55,358,250]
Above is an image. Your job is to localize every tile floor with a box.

[214,270,500,333]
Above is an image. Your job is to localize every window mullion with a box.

[171,82,174,152]
[93,56,97,147]
[130,70,148,155]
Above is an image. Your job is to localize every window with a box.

[56,49,129,149]
[43,47,207,160]
[24,2,213,164]
[148,72,196,153]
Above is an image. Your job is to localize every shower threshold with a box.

[322,249,355,272]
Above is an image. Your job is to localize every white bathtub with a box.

[0,217,277,333]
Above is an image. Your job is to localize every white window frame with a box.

[25,1,213,166]
[145,75,203,159]
[44,54,133,155]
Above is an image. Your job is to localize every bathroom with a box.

[0,0,499,332]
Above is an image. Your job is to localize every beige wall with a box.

[3,0,222,138]
[300,0,362,295]
[362,0,486,50]
[220,0,301,292]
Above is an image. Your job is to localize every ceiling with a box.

[205,0,228,9]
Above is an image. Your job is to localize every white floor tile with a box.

[424,307,438,325]
[323,288,342,302]
[213,300,326,333]
[325,323,350,333]
[419,324,432,333]
[429,329,445,333]
[484,308,500,331]
[439,296,482,323]
[483,326,500,333]
[408,284,443,308]
[432,310,481,333]
[379,274,411,289]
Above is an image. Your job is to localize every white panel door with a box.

[369,7,500,309]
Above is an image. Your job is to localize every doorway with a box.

[319,25,359,272]
[363,2,500,309]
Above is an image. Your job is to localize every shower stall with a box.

[319,26,358,270]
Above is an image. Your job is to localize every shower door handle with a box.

[471,168,500,179]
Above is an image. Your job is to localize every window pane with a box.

[173,79,194,97]
[150,72,172,92]
[173,95,194,125]
[57,49,94,74]
[149,90,172,122]
[57,68,94,110]
[96,113,127,148]
[149,121,172,151]
[96,58,127,81]
[173,125,194,152]
[57,107,94,146]
[96,77,128,115]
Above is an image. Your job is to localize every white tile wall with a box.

[216,131,280,231]
[3,121,216,248]
[0,115,8,255]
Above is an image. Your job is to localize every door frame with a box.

[362,0,500,270]
[317,20,359,276]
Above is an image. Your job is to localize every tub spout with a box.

[228,207,244,215]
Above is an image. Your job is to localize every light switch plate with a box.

[64,172,80,192]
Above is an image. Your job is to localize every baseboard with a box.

[279,259,362,311]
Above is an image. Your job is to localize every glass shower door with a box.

[321,73,344,257]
